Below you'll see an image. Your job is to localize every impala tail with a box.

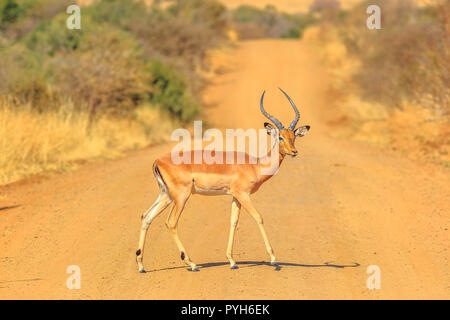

[153,163,169,195]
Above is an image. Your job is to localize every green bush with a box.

[340,0,449,115]
[84,0,149,29]
[84,0,225,120]
[149,60,199,122]
[23,13,89,55]
[0,0,22,29]
[0,0,231,124]
[233,5,263,23]
[280,12,317,38]
[51,25,151,124]
[0,43,60,111]
[1,0,72,39]
[169,0,228,34]
[232,5,316,39]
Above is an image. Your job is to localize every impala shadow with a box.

[0,205,20,212]
[145,261,360,273]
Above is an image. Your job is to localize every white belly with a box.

[193,186,231,196]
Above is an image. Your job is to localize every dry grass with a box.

[303,21,450,166]
[0,100,178,185]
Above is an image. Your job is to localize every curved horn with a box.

[260,91,284,129]
[278,88,300,130]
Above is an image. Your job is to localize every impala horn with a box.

[260,91,284,130]
[278,88,300,130]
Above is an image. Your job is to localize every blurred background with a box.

[0,0,448,185]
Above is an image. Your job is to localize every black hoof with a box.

[191,266,200,272]
[271,262,281,271]
[230,265,239,270]
[139,269,146,273]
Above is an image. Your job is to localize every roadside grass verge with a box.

[0,100,178,185]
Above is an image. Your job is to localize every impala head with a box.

[260,88,310,157]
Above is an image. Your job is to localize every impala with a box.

[136,88,310,273]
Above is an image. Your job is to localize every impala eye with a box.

[279,136,284,141]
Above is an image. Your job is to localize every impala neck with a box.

[257,140,285,179]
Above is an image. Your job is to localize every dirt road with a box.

[1,40,449,299]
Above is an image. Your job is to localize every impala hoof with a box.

[230,265,239,270]
[270,262,281,270]
[139,269,146,273]
[191,266,199,272]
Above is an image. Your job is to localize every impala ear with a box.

[264,122,276,135]
[294,125,310,137]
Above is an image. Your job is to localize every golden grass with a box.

[0,100,177,185]
[304,24,450,166]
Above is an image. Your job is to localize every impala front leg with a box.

[234,193,277,266]
[226,197,241,269]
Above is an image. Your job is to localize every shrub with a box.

[84,0,149,29]
[340,0,449,116]
[0,43,61,111]
[232,5,316,39]
[309,0,341,14]
[2,0,72,39]
[128,0,228,72]
[167,0,228,35]
[86,0,228,69]
[52,26,151,125]
[23,13,89,56]
[148,60,199,122]
[0,0,230,127]
[83,0,226,119]
[0,0,22,29]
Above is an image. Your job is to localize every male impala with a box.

[136,88,310,273]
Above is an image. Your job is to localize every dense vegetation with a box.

[231,4,317,39]
[307,0,449,164]
[0,0,228,124]
[338,0,449,117]
[0,0,229,184]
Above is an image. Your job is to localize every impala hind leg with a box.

[226,197,241,269]
[165,192,198,271]
[136,192,172,273]
[234,193,277,266]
